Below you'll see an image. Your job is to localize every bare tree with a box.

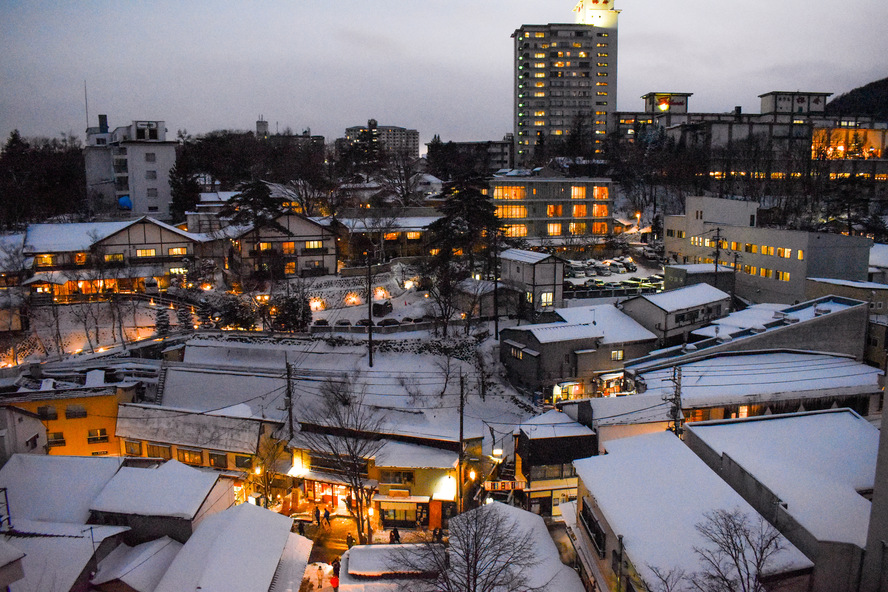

[390,503,544,592]
[648,508,788,592]
[295,376,385,544]
[251,433,291,507]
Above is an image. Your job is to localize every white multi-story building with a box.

[512,0,619,164]
[84,115,177,218]
[664,196,872,303]
[344,119,420,159]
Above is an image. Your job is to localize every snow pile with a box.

[91,536,183,592]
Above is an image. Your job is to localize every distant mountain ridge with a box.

[825,77,888,119]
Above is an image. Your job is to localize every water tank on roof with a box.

[118,195,132,210]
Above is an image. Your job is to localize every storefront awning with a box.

[373,495,430,504]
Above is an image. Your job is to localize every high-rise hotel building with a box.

[512,1,619,164]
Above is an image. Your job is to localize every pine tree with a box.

[154,307,171,337]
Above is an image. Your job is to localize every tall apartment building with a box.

[512,0,619,164]
[84,115,177,218]
[488,176,613,246]
[344,119,420,159]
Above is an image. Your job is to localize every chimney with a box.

[98,114,108,133]
[733,106,742,120]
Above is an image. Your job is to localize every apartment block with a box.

[513,1,619,163]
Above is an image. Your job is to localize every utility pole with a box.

[458,373,465,514]
[366,251,373,367]
[713,227,721,291]
[285,356,294,442]
[666,366,683,437]
[731,252,740,306]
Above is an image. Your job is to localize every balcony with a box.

[87,435,109,444]
[47,438,66,448]
[301,247,329,255]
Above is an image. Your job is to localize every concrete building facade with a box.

[665,196,872,303]
[85,116,178,218]
[513,1,619,163]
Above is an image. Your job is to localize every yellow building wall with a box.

[11,389,133,457]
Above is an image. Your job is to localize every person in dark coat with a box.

[392,526,401,543]
[323,507,331,526]
[332,558,341,577]
[314,506,321,525]
[297,521,305,536]
[346,533,355,548]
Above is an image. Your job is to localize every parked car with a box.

[355,318,375,327]
[334,319,352,327]
[313,319,330,326]
[569,265,586,278]
[594,264,611,276]
[378,318,400,327]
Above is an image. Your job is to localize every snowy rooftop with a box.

[637,351,883,407]
[0,454,124,523]
[199,191,239,203]
[116,403,267,455]
[6,519,128,592]
[807,277,888,290]
[870,243,888,268]
[449,502,585,592]
[543,304,656,344]
[374,440,458,469]
[573,432,813,587]
[23,217,201,254]
[518,409,595,440]
[154,503,306,592]
[690,303,787,338]
[91,536,183,592]
[584,393,672,426]
[686,409,878,547]
[667,263,734,274]
[632,283,730,313]
[90,460,221,519]
[336,216,441,233]
[499,248,556,264]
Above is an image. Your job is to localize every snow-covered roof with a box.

[551,304,657,344]
[154,503,305,592]
[116,403,266,455]
[667,263,734,274]
[518,409,594,440]
[499,248,556,264]
[686,409,878,548]
[585,393,672,427]
[637,351,883,407]
[91,460,221,519]
[91,536,183,592]
[632,283,730,313]
[336,216,441,233]
[573,432,813,587]
[449,502,585,592]
[807,277,888,290]
[690,303,788,338]
[456,277,498,296]
[268,534,314,592]
[870,243,888,268]
[0,454,124,523]
[374,440,458,469]
[6,519,128,592]
[0,539,24,570]
[199,191,239,204]
[23,217,200,254]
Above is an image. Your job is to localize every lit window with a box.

[776,271,791,282]
[168,247,187,256]
[534,92,546,97]
[284,262,296,275]
[593,186,609,200]
[534,121,546,126]
[611,350,624,361]
[547,204,563,217]
[760,268,773,278]
[592,222,608,234]
[533,62,546,68]
[495,205,528,219]
[743,265,758,275]
[797,250,804,261]
[761,246,774,256]
[535,82,545,88]
[104,253,124,263]
[597,62,608,67]
[511,346,524,360]
[547,223,562,236]
[572,204,587,218]
[776,247,791,258]
[136,249,156,258]
[592,204,608,217]
[596,82,608,86]
[534,73,546,78]
[504,225,527,238]
[540,292,554,307]
[569,222,586,235]
[571,186,586,199]
[384,232,399,241]
[534,110,546,116]
[534,53,545,58]
[177,448,203,465]
[406,232,421,240]
[169,267,187,275]
[35,254,54,267]
[493,186,527,200]
[597,92,608,96]
[744,243,758,254]
[534,32,545,38]
[597,43,608,47]
[282,241,295,254]
[87,428,109,444]
[209,452,228,469]
[305,240,323,250]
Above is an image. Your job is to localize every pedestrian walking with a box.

[389,529,395,544]
[332,558,341,577]
[330,574,340,592]
[346,533,355,548]
[297,521,305,536]
[323,507,331,526]
[314,506,321,526]
[316,565,324,588]
[392,526,401,544]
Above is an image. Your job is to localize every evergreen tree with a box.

[154,307,171,337]
[168,157,201,222]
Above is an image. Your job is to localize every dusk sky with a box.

[2,0,886,151]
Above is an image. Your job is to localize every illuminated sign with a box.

[483,480,527,491]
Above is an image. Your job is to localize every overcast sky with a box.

[2,0,886,151]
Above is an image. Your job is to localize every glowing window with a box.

[281,241,295,254]
[534,121,545,126]
[136,249,156,258]
[256,242,272,252]
[493,186,527,200]
[534,92,546,97]
[761,246,774,256]
[169,267,187,275]
[534,73,546,78]
[547,223,562,236]
[547,204,563,217]
[540,292,554,307]
[284,262,296,275]
[760,268,773,278]
[406,232,421,240]
[534,53,545,58]
[592,204,608,217]
[534,32,545,38]
[533,62,546,68]
[35,254,54,267]
[592,222,608,234]
[797,250,804,261]
[777,247,791,258]
[495,205,528,219]
[572,204,587,218]
[305,240,323,250]
[504,224,527,238]
[744,243,758,254]
[534,110,546,116]
[535,82,546,88]
[571,186,586,199]
[593,186,609,200]
[776,271,791,282]
[384,232,399,241]
[610,350,624,361]
[569,222,586,235]
[168,247,187,256]
[105,253,124,263]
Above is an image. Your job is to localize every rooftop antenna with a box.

[84,80,89,129]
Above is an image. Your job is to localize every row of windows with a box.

[741,266,792,281]
[492,186,609,200]
[47,428,107,447]
[255,240,325,253]
[125,440,253,469]
[523,31,609,39]
[687,237,804,260]
[37,404,89,420]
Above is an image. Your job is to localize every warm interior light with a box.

[469,470,476,481]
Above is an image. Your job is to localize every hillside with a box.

[825,77,888,119]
